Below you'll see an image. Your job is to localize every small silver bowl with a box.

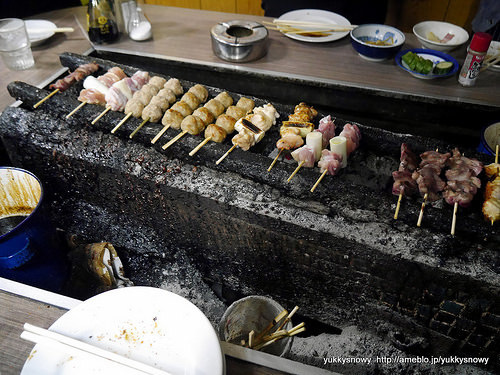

[211,20,269,63]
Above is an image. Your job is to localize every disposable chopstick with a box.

[271,19,357,30]
[29,27,75,33]
[21,323,172,375]
[481,54,500,72]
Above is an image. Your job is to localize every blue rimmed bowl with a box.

[350,24,405,61]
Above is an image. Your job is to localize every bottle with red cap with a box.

[458,32,493,86]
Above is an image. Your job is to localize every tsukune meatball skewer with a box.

[151,84,208,144]
[189,96,255,156]
[162,91,232,150]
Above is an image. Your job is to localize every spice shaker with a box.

[458,32,492,87]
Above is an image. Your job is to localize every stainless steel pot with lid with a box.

[211,20,269,62]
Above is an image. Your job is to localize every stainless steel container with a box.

[211,20,269,63]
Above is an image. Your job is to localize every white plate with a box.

[25,20,57,46]
[486,41,500,72]
[21,287,225,375]
[277,9,351,43]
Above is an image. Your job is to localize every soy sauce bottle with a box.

[87,0,120,44]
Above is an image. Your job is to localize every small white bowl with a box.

[413,21,469,52]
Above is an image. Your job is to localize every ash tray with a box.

[211,20,269,63]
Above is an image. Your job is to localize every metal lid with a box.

[211,20,268,47]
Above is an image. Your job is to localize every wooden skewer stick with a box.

[216,144,237,165]
[33,89,59,109]
[288,326,306,337]
[495,144,499,165]
[277,305,299,331]
[310,169,327,193]
[287,160,304,182]
[111,113,133,134]
[151,125,170,144]
[254,309,288,344]
[268,149,283,172]
[248,330,255,349]
[91,107,111,125]
[130,118,149,139]
[480,54,500,72]
[451,201,458,236]
[417,193,428,227]
[66,101,87,119]
[162,130,187,150]
[394,191,403,220]
[189,136,212,156]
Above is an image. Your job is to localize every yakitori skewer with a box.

[483,145,500,225]
[268,102,317,172]
[152,84,207,144]
[189,95,255,156]
[34,62,99,108]
[215,103,279,165]
[67,66,128,118]
[162,91,227,150]
[392,143,419,219]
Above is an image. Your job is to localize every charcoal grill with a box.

[1,51,499,371]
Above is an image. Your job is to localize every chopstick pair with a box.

[21,323,172,375]
[481,54,500,72]
[262,20,356,35]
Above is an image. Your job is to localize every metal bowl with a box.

[211,20,269,63]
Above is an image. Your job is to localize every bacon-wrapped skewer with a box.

[67,67,128,118]
[412,149,450,227]
[483,145,500,225]
[34,62,99,108]
[162,91,234,150]
[443,148,483,235]
[268,102,317,171]
[216,104,279,165]
[392,143,419,219]
[189,96,256,156]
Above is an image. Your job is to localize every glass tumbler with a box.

[0,18,35,71]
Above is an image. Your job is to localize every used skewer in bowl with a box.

[34,62,99,109]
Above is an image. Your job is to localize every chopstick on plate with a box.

[270,19,357,30]
[21,323,173,375]
[29,27,75,33]
[481,54,500,72]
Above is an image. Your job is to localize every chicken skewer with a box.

[287,115,336,181]
[392,143,419,219]
[268,102,317,172]
[151,84,208,144]
[34,62,99,109]
[215,103,279,165]
[67,67,129,118]
[189,96,255,156]
[162,91,232,150]
[483,144,500,225]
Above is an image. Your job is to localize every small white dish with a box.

[21,287,225,375]
[277,9,351,43]
[25,20,57,46]
[413,21,469,52]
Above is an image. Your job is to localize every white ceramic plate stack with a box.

[277,9,351,43]
[25,20,57,46]
[21,287,225,375]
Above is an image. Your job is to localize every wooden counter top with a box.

[1,5,499,113]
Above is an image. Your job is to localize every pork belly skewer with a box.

[392,143,419,219]
[162,91,232,150]
[483,145,500,225]
[443,148,483,235]
[216,103,280,165]
[34,62,99,109]
[151,84,207,144]
[413,149,450,227]
[67,67,128,118]
[268,102,317,172]
[287,115,336,181]
[189,96,255,156]
[90,70,151,125]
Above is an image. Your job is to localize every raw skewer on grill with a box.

[152,84,207,144]
[392,143,419,219]
[90,70,151,125]
[162,91,231,150]
[483,145,500,225]
[443,148,483,235]
[413,149,450,227]
[34,62,99,109]
[215,103,279,165]
[189,96,255,156]
[268,102,317,172]
[287,115,336,182]
[310,123,360,192]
